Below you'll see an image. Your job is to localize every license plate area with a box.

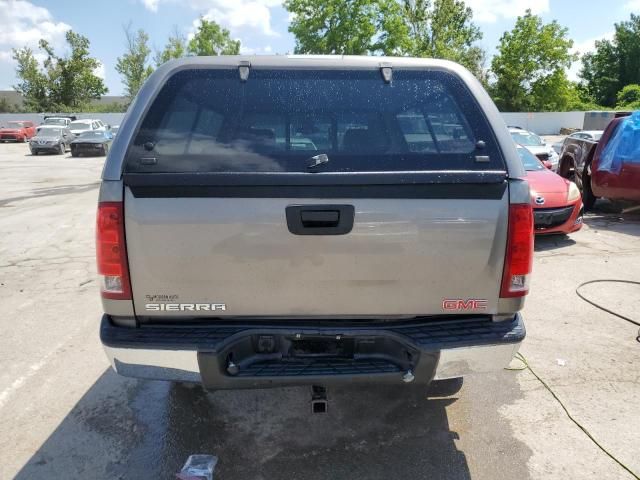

[200,332,420,381]
[290,336,354,358]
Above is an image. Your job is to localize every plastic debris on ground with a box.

[176,455,218,480]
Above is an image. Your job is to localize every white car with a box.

[553,130,603,154]
[509,127,559,171]
[69,119,108,137]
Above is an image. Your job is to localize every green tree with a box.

[284,0,409,55]
[12,31,107,111]
[284,0,485,78]
[12,47,48,111]
[84,101,129,113]
[0,97,17,113]
[490,10,576,111]
[581,15,640,107]
[564,82,605,111]
[402,0,484,75]
[188,17,240,56]
[43,31,107,110]
[580,39,621,108]
[155,27,187,66]
[116,24,154,101]
[616,84,640,108]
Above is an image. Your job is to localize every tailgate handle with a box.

[286,205,355,235]
[300,210,340,227]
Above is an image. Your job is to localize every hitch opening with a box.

[311,385,328,414]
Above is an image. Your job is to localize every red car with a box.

[517,145,583,235]
[0,120,36,142]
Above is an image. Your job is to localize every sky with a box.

[0,0,638,96]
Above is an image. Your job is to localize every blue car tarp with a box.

[598,110,640,174]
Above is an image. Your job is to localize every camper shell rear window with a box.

[124,68,504,173]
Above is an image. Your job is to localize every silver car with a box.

[553,130,603,154]
[97,56,531,392]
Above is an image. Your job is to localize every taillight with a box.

[96,202,131,300]
[500,203,534,298]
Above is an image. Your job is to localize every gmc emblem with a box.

[442,299,488,310]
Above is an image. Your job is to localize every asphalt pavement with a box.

[1,142,639,479]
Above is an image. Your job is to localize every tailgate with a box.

[124,178,508,318]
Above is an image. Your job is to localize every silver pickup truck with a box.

[97,56,532,391]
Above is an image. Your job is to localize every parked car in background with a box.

[29,127,73,155]
[558,114,638,209]
[510,127,559,171]
[517,145,583,234]
[0,120,36,142]
[42,116,76,128]
[553,130,603,154]
[71,130,113,157]
[69,119,108,137]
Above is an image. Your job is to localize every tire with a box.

[582,164,597,211]
[32,150,38,156]
[20,136,26,143]
[71,151,79,157]
[559,156,573,181]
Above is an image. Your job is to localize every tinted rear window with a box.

[125,69,503,173]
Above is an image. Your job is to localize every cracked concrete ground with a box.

[0,142,638,479]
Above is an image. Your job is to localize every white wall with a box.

[499,112,585,135]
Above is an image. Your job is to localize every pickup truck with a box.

[98,56,531,391]
[558,114,640,209]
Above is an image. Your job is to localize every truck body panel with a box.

[125,189,508,319]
